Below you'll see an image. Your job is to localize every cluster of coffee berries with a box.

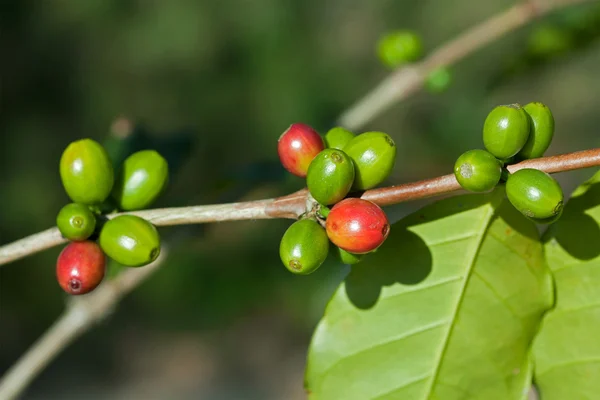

[277,124,396,274]
[56,139,168,295]
[454,102,564,224]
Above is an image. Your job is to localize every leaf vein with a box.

[537,357,600,377]
[472,269,527,332]
[369,374,431,400]
[422,204,497,399]
[318,319,447,390]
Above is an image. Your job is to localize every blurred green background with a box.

[1,0,599,399]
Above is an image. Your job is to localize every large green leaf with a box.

[305,189,553,400]
[532,169,600,399]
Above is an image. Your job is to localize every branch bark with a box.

[0,249,168,400]
[339,0,592,130]
[1,148,599,267]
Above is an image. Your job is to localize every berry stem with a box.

[338,0,592,130]
[0,248,168,400]
[1,148,599,267]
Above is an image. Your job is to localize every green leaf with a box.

[532,169,600,399]
[305,189,553,400]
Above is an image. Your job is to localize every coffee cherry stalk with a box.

[56,138,168,295]
[454,101,563,223]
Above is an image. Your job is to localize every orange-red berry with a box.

[56,241,106,295]
[277,123,324,177]
[325,198,390,254]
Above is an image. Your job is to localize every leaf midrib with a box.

[422,203,497,399]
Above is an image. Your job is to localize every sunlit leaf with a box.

[306,189,553,399]
[532,169,600,399]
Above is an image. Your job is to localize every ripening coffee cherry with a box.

[99,215,161,267]
[425,67,452,93]
[335,246,363,265]
[307,149,355,205]
[454,149,502,193]
[326,198,390,254]
[277,123,325,177]
[506,168,564,219]
[60,138,114,204]
[279,219,329,275]
[56,203,97,241]
[323,127,355,150]
[483,104,531,159]
[516,102,555,160]
[343,132,396,190]
[377,30,423,68]
[112,150,169,211]
[56,241,106,295]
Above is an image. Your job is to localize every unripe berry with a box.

[277,123,324,177]
[454,149,502,192]
[279,219,329,275]
[506,168,564,220]
[307,149,355,205]
[99,215,161,267]
[56,203,97,241]
[60,138,114,204]
[56,241,106,295]
[323,127,355,150]
[377,30,423,68]
[516,102,555,160]
[326,198,390,254]
[425,67,452,93]
[112,150,169,211]
[343,132,396,190]
[335,245,363,265]
[483,104,530,159]
[528,24,574,58]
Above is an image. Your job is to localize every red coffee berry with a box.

[56,241,106,295]
[325,198,390,254]
[277,123,324,177]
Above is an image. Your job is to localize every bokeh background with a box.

[1,0,599,399]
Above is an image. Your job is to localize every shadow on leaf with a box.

[549,179,600,261]
[344,190,506,310]
[345,228,432,309]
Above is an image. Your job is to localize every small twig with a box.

[338,0,592,130]
[0,249,168,400]
[1,148,599,268]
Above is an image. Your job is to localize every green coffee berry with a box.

[343,132,396,190]
[279,219,329,275]
[60,138,114,204]
[307,149,355,205]
[454,149,502,192]
[56,203,97,241]
[323,127,355,150]
[99,215,160,267]
[425,67,452,93]
[528,24,574,58]
[483,104,531,159]
[377,30,423,68]
[336,246,363,265]
[112,150,169,211]
[516,102,555,160]
[506,168,564,219]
